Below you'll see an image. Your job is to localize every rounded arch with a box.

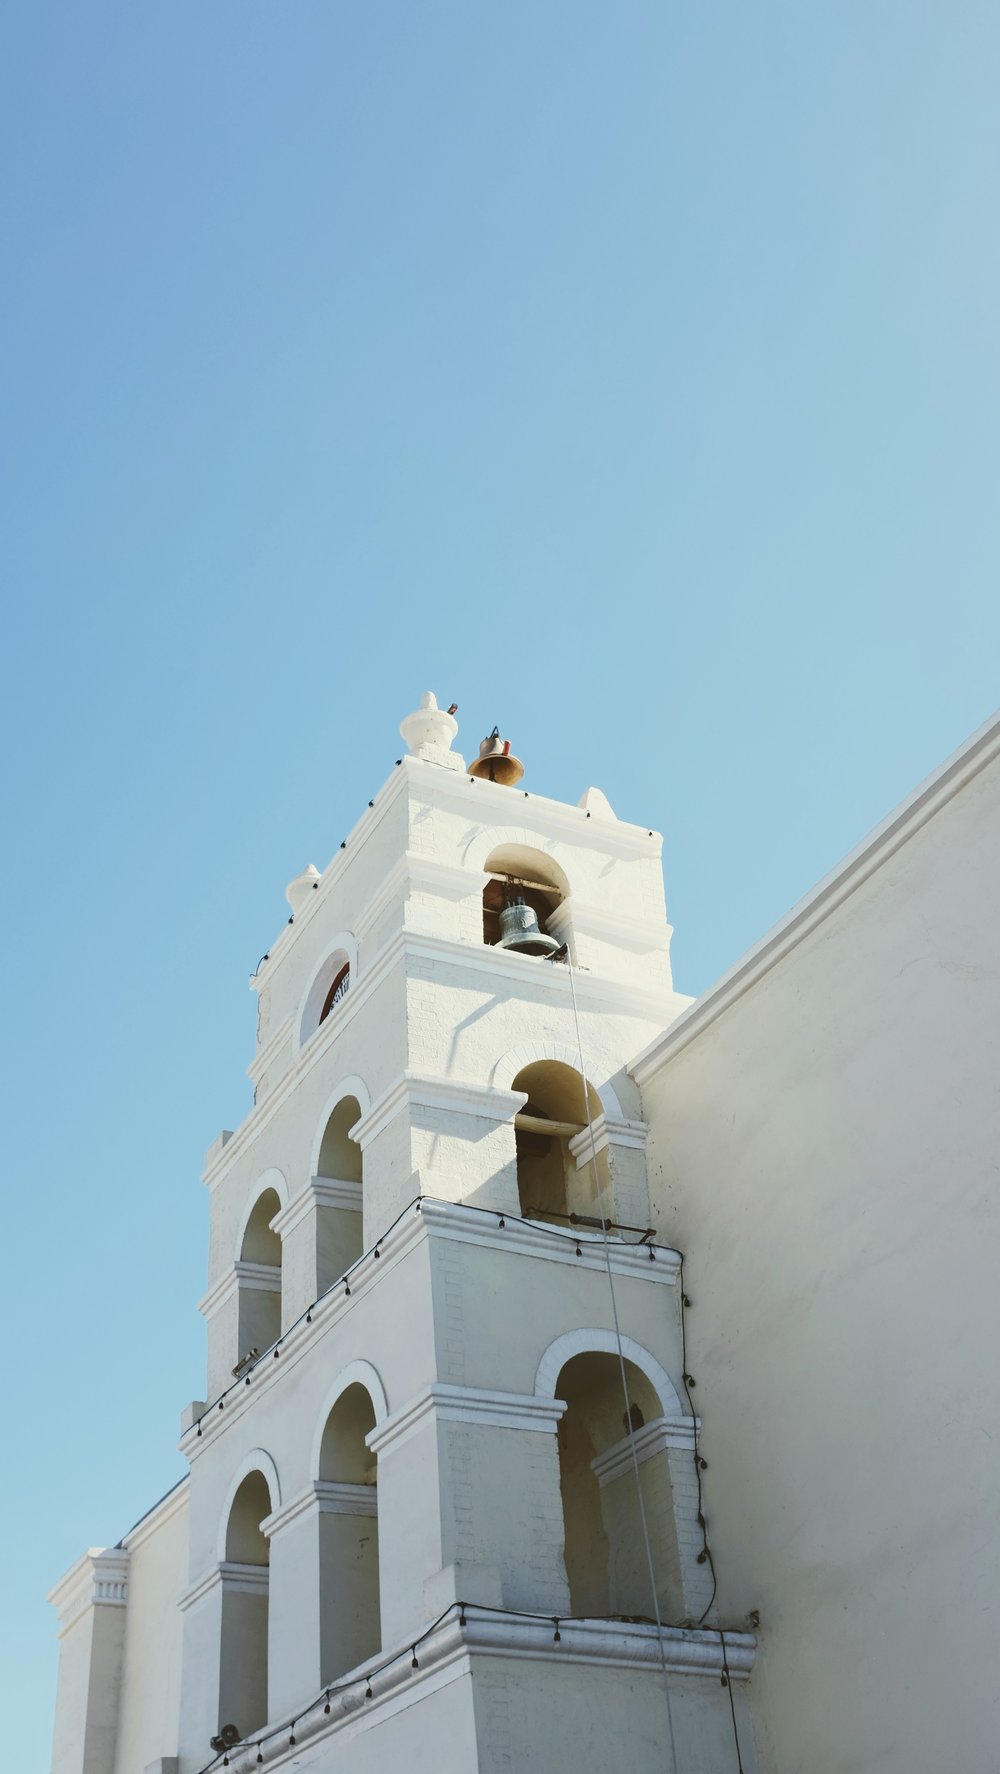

[490,1043,624,1121]
[296,932,360,1052]
[534,1329,685,1420]
[310,1359,389,1476]
[308,1075,372,1178]
[462,824,571,883]
[216,1448,282,1561]
[235,1169,288,1263]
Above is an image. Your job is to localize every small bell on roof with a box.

[468,727,524,787]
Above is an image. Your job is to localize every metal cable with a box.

[564,955,679,1773]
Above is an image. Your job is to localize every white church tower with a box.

[50,697,756,1774]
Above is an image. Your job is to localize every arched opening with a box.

[512,1060,610,1221]
[297,939,357,1050]
[219,1471,271,1736]
[315,1095,364,1290]
[555,1353,680,1619]
[236,1189,282,1369]
[317,1384,380,1683]
[320,961,350,1023]
[482,844,569,951]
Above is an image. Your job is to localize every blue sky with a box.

[2,3,998,1764]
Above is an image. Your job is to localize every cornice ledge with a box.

[368,1383,566,1459]
[217,1612,755,1768]
[271,1178,363,1239]
[633,705,1000,1085]
[262,1481,377,1540]
[353,1074,526,1150]
[418,1197,680,1282]
[404,933,679,1019]
[180,1562,268,1611]
[407,762,664,856]
[48,1548,130,1635]
[591,1415,699,1487]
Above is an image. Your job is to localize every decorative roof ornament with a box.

[399,692,462,769]
[285,863,321,912]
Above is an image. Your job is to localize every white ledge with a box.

[271,1179,362,1239]
[263,1482,377,1539]
[591,1416,699,1488]
[352,1075,526,1151]
[180,1562,268,1611]
[215,1610,754,1772]
[368,1384,567,1458]
[48,1549,130,1636]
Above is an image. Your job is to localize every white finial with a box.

[399,691,461,763]
[577,786,618,821]
[285,863,321,912]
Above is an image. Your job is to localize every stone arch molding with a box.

[296,930,360,1053]
[490,1042,624,1122]
[234,1168,289,1262]
[216,1448,282,1562]
[534,1329,686,1421]
[308,1075,372,1177]
[462,824,571,884]
[310,1359,390,1475]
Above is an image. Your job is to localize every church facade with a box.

[50,698,1000,1774]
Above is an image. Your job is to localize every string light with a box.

[197,1600,747,1774]
[188,1194,684,1451]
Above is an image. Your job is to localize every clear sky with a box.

[2,3,998,1765]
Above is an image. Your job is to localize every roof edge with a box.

[632,706,1000,1085]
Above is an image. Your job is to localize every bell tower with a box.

[172,693,757,1772]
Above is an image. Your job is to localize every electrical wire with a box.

[563,954,679,1774]
[196,1598,744,1773]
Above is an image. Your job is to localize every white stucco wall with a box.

[635,714,1000,1774]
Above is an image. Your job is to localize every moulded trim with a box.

[209,1609,754,1772]
[590,1415,699,1488]
[215,1449,282,1563]
[535,1329,686,1422]
[351,1074,526,1151]
[310,1360,390,1476]
[367,1383,566,1460]
[271,1178,363,1240]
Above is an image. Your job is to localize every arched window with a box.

[320,962,350,1024]
[512,1060,609,1222]
[317,1384,380,1683]
[482,845,569,950]
[314,1095,364,1290]
[236,1188,282,1369]
[220,1471,271,1736]
[554,1353,680,1619]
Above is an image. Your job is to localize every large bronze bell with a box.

[468,727,525,787]
[497,891,562,957]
